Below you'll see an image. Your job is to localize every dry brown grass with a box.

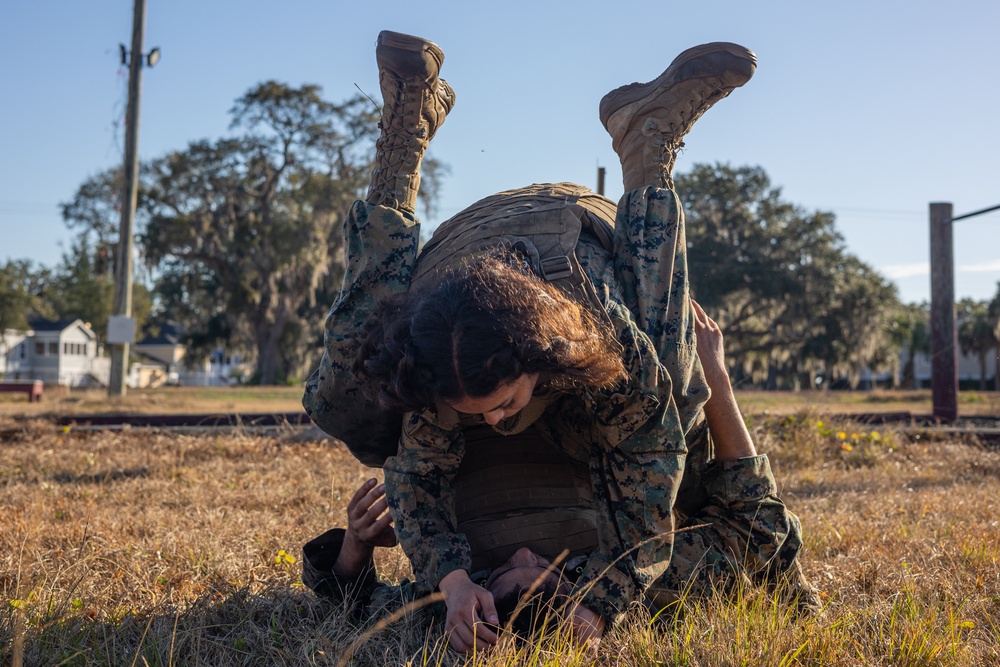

[737,388,1000,417]
[1,412,999,666]
[3,386,998,423]
[0,386,305,420]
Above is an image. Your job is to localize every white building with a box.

[134,321,251,387]
[0,329,30,377]
[1,318,102,387]
[3,318,252,388]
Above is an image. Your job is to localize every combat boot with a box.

[600,43,756,192]
[366,30,456,213]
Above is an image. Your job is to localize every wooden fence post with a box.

[929,202,958,421]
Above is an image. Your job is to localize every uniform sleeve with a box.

[382,411,473,589]
[562,377,687,625]
[301,528,432,620]
[535,313,683,623]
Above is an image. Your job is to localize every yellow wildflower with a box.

[274,549,297,565]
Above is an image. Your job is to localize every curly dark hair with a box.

[355,256,626,412]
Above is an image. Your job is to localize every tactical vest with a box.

[453,423,598,572]
[410,182,617,319]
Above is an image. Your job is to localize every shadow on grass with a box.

[2,585,450,667]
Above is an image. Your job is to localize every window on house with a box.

[49,342,58,355]
[64,342,70,355]
[20,344,25,359]
[82,343,88,356]
[35,342,44,356]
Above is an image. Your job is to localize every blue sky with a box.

[2,0,998,304]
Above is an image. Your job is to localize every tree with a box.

[889,302,931,389]
[35,236,151,343]
[677,163,902,388]
[957,298,998,390]
[63,81,446,384]
[0,260,32,333]
[0,260,34,373]
[990,283,1000,391]
[140,84,380,384]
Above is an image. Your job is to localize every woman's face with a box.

[446,373,539,426]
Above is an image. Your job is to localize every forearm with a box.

[702,379,756,461]
[302,528,380,602]
[333,529,376,579]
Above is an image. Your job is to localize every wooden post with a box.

[929,202,958,421]
[109,0,147,397]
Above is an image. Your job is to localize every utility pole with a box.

[109,0,155,397]
[929,202,957,421]
[928,200,1000,421]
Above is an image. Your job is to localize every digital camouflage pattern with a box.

[303,184,805,625]
[301,202,415,467]
[649,424,804,607]
[381,185,713,624]
[301,428,804,621]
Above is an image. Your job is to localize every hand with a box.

[691,299,730,393]
[438,569,499,654]
[334,478,396,578]
[347,478,397,548]
[567,601,605,647]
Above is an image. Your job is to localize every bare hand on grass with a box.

[334,478,396,578]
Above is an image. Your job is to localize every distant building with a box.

[1,318,102,387]
[2,318,253,388]
[858,345,999,390]
[134,321,251,387]
[0,329,30,377]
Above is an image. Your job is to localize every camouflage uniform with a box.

[301,426,803,619]
[304,185,803,624]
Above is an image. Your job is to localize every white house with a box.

[0,329,30,377]
[1,318,102,387]
[2,317,253,388]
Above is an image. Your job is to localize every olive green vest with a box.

[411,182,616,322]
[453,423,599,571]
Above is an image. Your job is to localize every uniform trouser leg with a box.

[647,429,806,609]
[606,187,805,610]
[564,186,711,622]
[302,202,421,467]
[610,186,709,435]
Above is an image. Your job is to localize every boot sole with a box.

[377,30,444,65]
[599,42,756,133]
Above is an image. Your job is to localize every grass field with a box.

[2,385,999,422]
[1,402,999,665]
